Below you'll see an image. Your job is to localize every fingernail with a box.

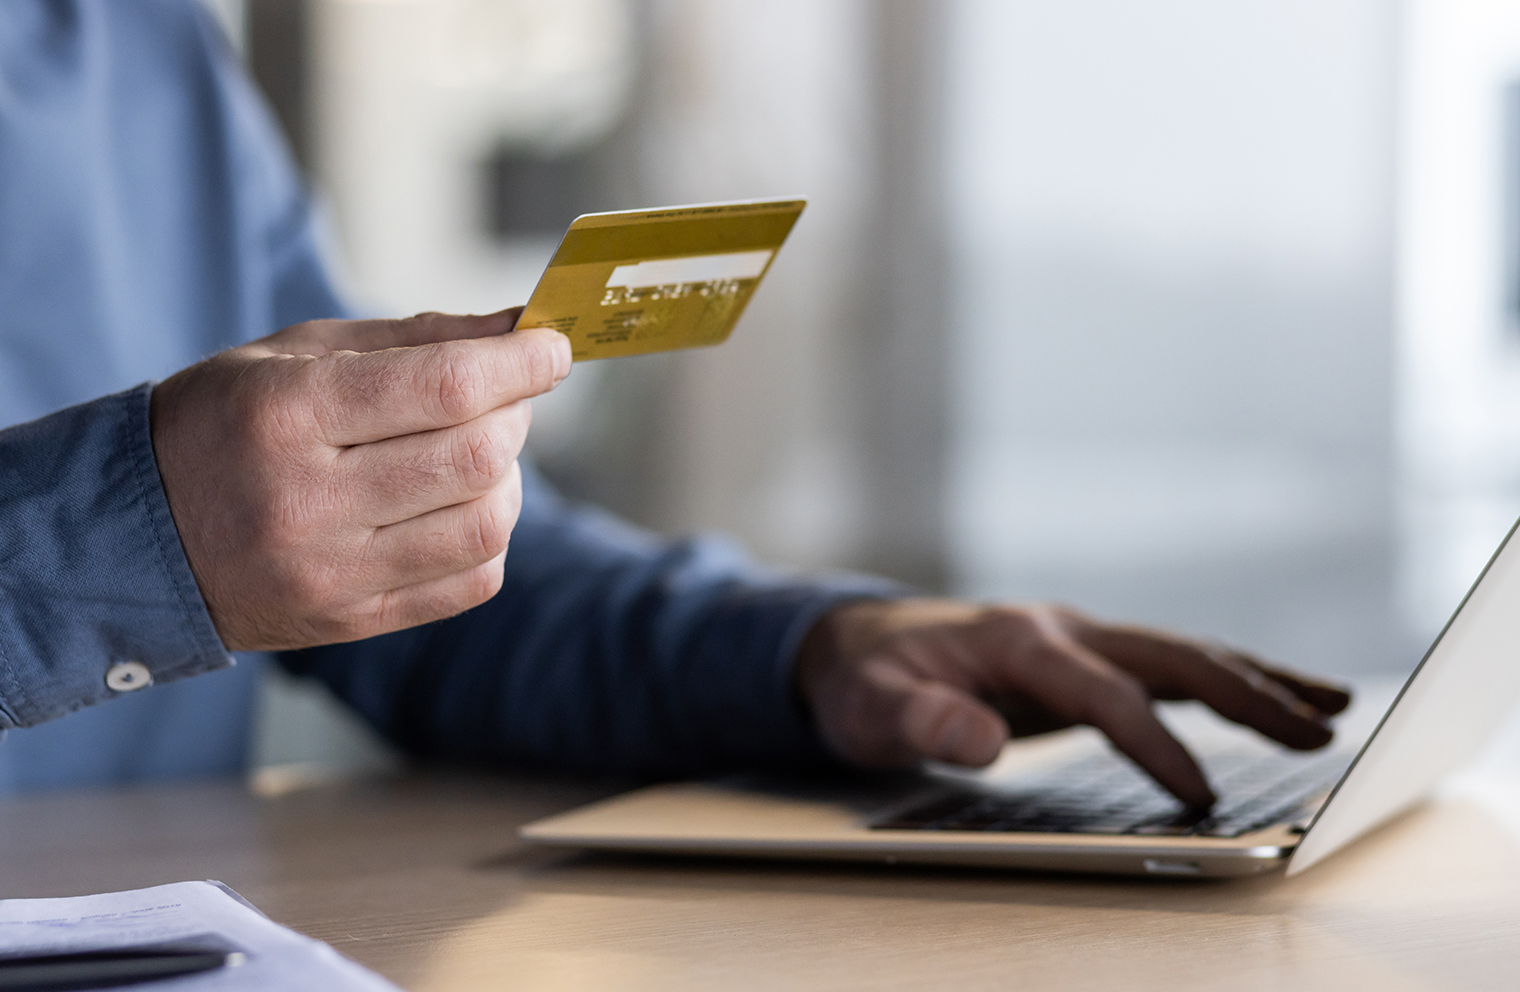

[551,332,572,383]
[1189,782,1218,809]
[935,711,972,756]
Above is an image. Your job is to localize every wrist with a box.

[794,597,905,704]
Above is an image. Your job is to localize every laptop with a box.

[520,516,1520,878]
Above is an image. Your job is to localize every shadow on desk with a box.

[4,771,1519,991]
[494,796,1490,909]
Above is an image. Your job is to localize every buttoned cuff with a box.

[0,384,233,728]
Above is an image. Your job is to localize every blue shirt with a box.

[0,0,894,793]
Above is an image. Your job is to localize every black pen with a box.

[0,947,244,991]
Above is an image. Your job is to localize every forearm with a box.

[282,464,906,777]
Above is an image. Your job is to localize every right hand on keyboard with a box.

[794,600,1352,808]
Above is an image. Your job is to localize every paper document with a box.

[0,881,398,990]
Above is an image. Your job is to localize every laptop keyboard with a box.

[870,748,1353,838]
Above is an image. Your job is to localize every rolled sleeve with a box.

[0,383,231,728]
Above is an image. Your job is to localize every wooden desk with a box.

[1,772,1517,991]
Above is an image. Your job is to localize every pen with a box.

[0,947,244,991]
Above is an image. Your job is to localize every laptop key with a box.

[869,750,1353,837]
[1066,820,1152,835]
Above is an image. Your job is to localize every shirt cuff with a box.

[0,384,232,728]
[676,569,912,771]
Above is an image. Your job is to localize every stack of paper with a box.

[0,881,398,990]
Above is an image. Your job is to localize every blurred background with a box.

[198,0,1520,773]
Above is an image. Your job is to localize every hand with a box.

[150,309,570,651]
[795,599,1352,807]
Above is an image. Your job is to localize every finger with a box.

[1076,626,1335,751]
[975,626,1216,806]
[1078,673,1216,808]
[1187,640,1352,716]
[829,657,1010,768]
[269,308,524,357]
[360,462,522,591]
[338,401,530,526]
[313,325,570,444]
[899,679,1011,767]
[371,550,509,634]
[1249,661,1352,715]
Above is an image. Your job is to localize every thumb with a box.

[899,680,1010,767]
[832,660,1009,768]
[263,308,524,357]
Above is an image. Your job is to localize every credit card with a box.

[516,198,806,361]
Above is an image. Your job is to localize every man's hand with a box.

[150,309,569,652]
[796,599,1352,807]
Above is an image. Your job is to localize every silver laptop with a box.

[521,517,1520,878]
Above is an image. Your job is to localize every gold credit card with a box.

[517,198,806,361]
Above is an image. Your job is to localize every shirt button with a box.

[105,661,153,693]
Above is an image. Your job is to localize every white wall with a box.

[1398,0,1520,633]
[308,0,634,318]
[618,0,878,568]
[307,0,883,572]
[945,0,1402,673]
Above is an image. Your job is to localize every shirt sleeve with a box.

[281,462,908,777]
[0,384,232,729]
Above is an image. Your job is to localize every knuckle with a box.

[455,425,511,487]
[510,335,558,394]
[1082,671,1148,724]
[465,494,514,560]
[978,607,1034,646]
[340,592,395,638]
[1028,600,1080,633]
[1042,600,1082,620]
[236,365,308,446]
[1021,632,1069,669]
[434,349,487,422]
[433,561,504,620]
[467,558,506,604]
[253,356,354,456]
[406,311,450,341]
[981,604,1062,653]
[995,609,1036,637]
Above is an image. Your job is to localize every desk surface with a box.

[1,771,1517,991]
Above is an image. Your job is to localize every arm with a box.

[0,386,230,729]
[142,305,1347,797]
[140,305,1349,797]
[0,301,567,740]
[281,463,904,776]
[281,464,1351,794]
